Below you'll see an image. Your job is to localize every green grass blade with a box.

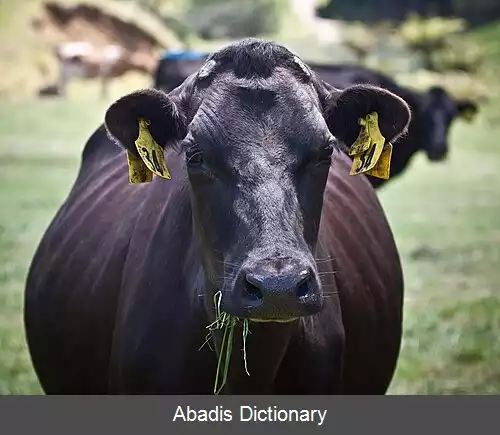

[242,318,250,377]
[213,318,230,394]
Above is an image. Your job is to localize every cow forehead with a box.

[186,82,326,170]
[198,70,318,116]
[235,85,278,110]
[191,79,323,142]
[184,66,327,161]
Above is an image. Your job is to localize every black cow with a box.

[154,56,478,189]
[24,38,410,394]
[153,49,209,94]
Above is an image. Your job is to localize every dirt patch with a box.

[43,3,157,51]
[37,1,181,74]
[0,0,182,100]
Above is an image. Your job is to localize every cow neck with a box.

[199,273,299,393]
[395,89,426,169]
[218,320,297,394]
[196,268,297,393]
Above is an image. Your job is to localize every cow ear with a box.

[456,99,478,123]
[325,84,411,150]
[105,88,187,158]
[105,88,187,183]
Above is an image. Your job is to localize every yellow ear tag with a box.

[134,118,171,180]
[365,142,393,180]
[126,151,153,184]
[349,112,389,179]
[348,117,372,156]
[461,108,476,123]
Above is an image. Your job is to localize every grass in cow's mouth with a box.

[200,290,251,395]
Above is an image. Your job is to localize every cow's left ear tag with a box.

[133,118,171,180]
[348,117,371,156]
[349,112,391,180]
[127,151,153,184]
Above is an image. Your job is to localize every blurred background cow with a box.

[51,42,124,98]
[1,0,500,396]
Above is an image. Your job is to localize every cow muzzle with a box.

[221,257,323,321]
[427,143,448,162]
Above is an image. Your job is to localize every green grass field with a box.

[1,87,500,394]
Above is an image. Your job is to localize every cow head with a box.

[418,86,478,161]
[104,39,411,322]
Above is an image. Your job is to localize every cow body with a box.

[25,39,407,394]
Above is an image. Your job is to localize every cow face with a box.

[104,39,411,322]
[419,86,478,161]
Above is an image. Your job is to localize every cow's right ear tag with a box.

[134,118,172,180]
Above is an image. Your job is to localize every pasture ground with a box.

[1,81,500,394]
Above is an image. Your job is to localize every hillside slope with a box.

[0,0,182,100]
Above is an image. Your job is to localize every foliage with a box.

[395,69,491,103]
[318,0,500,25]
[452,0,500,25]
[397,13,468,70]
[317,0,375,22]
[469,20,500,67]
[183,0,288,40]
[117,0,193,44]
[116,0,185,16]
[431,38,486,74]
[342,21,378,64]
[398,13,466,51]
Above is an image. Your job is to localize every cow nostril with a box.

[244,275,264,301]
[296,269,311,298]
[296,281,309,298]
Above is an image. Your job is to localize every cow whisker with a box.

[314,255,334,261]
[318,272,338,278]
[314,259,333,264]
[215,260,240,268]
[222,262,241,268]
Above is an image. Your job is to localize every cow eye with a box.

[318,137,336,162]
[186,146,204,166]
